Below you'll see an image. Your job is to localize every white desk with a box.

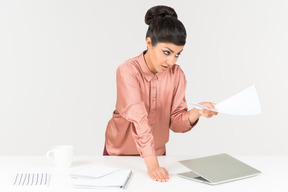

[0,155,287,192]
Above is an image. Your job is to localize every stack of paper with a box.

[70,166,132,189]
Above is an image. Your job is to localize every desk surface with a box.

[0,155,287,192]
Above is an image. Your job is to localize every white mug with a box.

[46,145,74,168]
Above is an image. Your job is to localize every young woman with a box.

[104,5,217,182]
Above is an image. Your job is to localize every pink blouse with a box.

[105,52,198,157]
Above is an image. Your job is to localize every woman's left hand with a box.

[198,102,218,118]
[188,102,218,125]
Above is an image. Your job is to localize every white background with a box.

[0,0,287,156]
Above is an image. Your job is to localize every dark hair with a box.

[145,5,187,46]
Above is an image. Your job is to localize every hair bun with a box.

[145,5,178,25]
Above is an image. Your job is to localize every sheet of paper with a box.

[70,168,132,189]
[192,85,261,115]
[70,166,119,179]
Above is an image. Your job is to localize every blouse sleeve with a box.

[115,63,156,157]
[169,67,199,133]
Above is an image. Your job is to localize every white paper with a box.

[70,166,119,179]
[192,85,261,116]
[70,166,132,189]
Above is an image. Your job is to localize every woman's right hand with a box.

[147,166,169,182]
[144,156,169,182]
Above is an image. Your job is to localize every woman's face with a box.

[145,37,184,73]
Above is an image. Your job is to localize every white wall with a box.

[0,0,287,156]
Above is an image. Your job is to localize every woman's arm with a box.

[116,64,156,157]
[116,63,170,182]
[170,68,218,131]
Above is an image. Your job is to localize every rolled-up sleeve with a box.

[115,63,156,157]
[170,68,199,133]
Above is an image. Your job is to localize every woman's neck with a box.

[144,50,157,74]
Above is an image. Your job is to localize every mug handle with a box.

[46,150,55,162]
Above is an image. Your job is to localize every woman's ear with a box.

[146,37,152,49]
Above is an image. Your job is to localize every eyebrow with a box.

[165,47,183,54]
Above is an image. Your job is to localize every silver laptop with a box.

[178,153,261,185]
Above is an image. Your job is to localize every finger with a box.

[149,172,157,181]
[154,168,169,182]
[199,109,205,116]
[199,104,218,117]
[208,111,217,118]
[150,171,162,182]
[208,107,218,116]
[160,168,169,178]
[155,170,165,182]
[207,102,217,110]
[149,170,162,182]
[206,112,212,118]
[202,109,210,117]
[154,171,163,182]
[160,168,169,181]
[151,170,168,182]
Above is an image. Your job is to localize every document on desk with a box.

[70,166,132,189]
[192,85,261,115]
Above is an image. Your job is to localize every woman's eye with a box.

[163,51,170,55]
[175,53,181,57]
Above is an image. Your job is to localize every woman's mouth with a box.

[162,65,168,70]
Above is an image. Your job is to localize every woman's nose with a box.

[167,56,177,66]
